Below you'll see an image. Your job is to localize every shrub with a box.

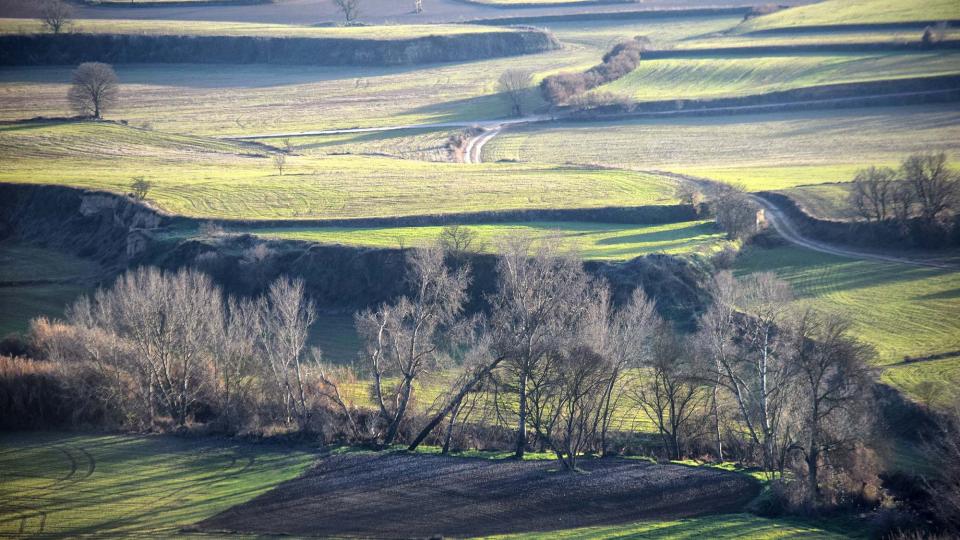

[540,38,643,106]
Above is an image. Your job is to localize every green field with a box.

[776,183,861,220]
[595,52,960,103]
[0,18,506,38]
[0,432,315,538]
[0,122,678,220]
[0,242,103,337]
[676,28,960,49]
[734,245,960,401]
[483,105,960,190]
[737,0,960,33]
[246,220,729,261]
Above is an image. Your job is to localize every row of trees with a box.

[27,237,875,506]
[848,153,958,224]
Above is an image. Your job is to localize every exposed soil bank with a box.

[0,29,559,66]
[197,452,760,538]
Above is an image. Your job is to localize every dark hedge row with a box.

[0,29,559,66]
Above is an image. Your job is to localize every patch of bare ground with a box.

[196,451,760,538]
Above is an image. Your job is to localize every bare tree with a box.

[785,308,875,503]
[848,166,897,222]
[498,69,533,117]
[39,0,72,34]
[710,183,760,240]
[357,245,469,446]
[413,0,422,13]
[130,176,152,201]
[920,401,960,534]
[489,236,591,458]
[272,153,287,176]
[631,322,706,460]
[68,62,119,119]
[901,152,958,221]
[696,271,739,461]
[438,224,483,258]
[257,276,317,427]
[332,0,361,22]
[210,297,260,429]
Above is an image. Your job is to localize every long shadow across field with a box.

[197,451,761,538]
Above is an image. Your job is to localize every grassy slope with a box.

[482,105,960,190]
[734,245,960,401]
[738,0,960,32]
[0,122,678,220]
[676,28,960,48]
[595,52,960,102]
[0,242,103,337]
[0,18,503,38]
[776,183,861,220]
[246,220,730,261]
[0,432,315,538]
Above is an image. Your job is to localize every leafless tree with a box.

[901,152,958,221]
[332,0,361,22]
[585,285,659,455]
[438,224,482,257]
[921,401,960,534]
[489,236,591,458]
[39,0,72,34]
[130,176,152,201]
[695,271,739,461]
[413,0,422,13]
[357,245,469,446]
[527,345,612,470]
[68,62,119,119]
[631,321,706,460]
[785,309,875,503]
[848,166,897,222]
[498,69,533,117]
[272,153,287,176]
[710,183,759,240]
[211,297,260,428]
[257,276,316,428]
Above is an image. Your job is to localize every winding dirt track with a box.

[198,452,760,538]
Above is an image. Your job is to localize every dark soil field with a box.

[197,451,761,538]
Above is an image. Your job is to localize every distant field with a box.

[676,28,960,48]
[544,15,742,50]
[0,432,315,538]
[256,128,457,162]
[246,220,730,261]
[0,122,678,220]
[0,18,502,38]
[734,245,960,403]
[595,52,960,103]
[777,183,860,220]
[737,0,960,32]
[882,355,960,409]
[0,242,103,337]
[483,105,960,190]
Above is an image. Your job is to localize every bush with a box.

[540,38,643,105]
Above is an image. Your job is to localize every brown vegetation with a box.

[540,38,643,106]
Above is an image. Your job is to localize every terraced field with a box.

[246,220,729,261]
[734,245,960,400]
[594,52,960,103]
[0,122,679,220]
[483,105,960,190]
[0,432,315,538]
[0,18,505,38]
[736,0,960,32]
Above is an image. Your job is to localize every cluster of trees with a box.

[849,153,958,224]
[19,236,880,507]
[539,38,644,106]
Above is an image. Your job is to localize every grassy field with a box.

[737,0,960,33]
[245,220,730,261]
[0,122,679,220]
[0,431,315,538]
[0,18,505,38]
[734,245,960,401]
[486,514,849,539]
[0,16,747,136]
[0,242,103,337]
[268,127,457,162]
[483,105,960,190]
[776,183,861,220]
[676,28,960,49]
[595,52,960,103]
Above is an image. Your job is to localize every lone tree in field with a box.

[498,69,533,117]
[68,62,119,119]
[130,177,151,201]
[272,153,287,176]
[39,0,72,34]
[333,0,361,22]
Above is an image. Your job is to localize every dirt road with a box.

[198,451,760,538]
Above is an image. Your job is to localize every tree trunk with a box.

[383,376,413,446]
[515,371,527,459]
